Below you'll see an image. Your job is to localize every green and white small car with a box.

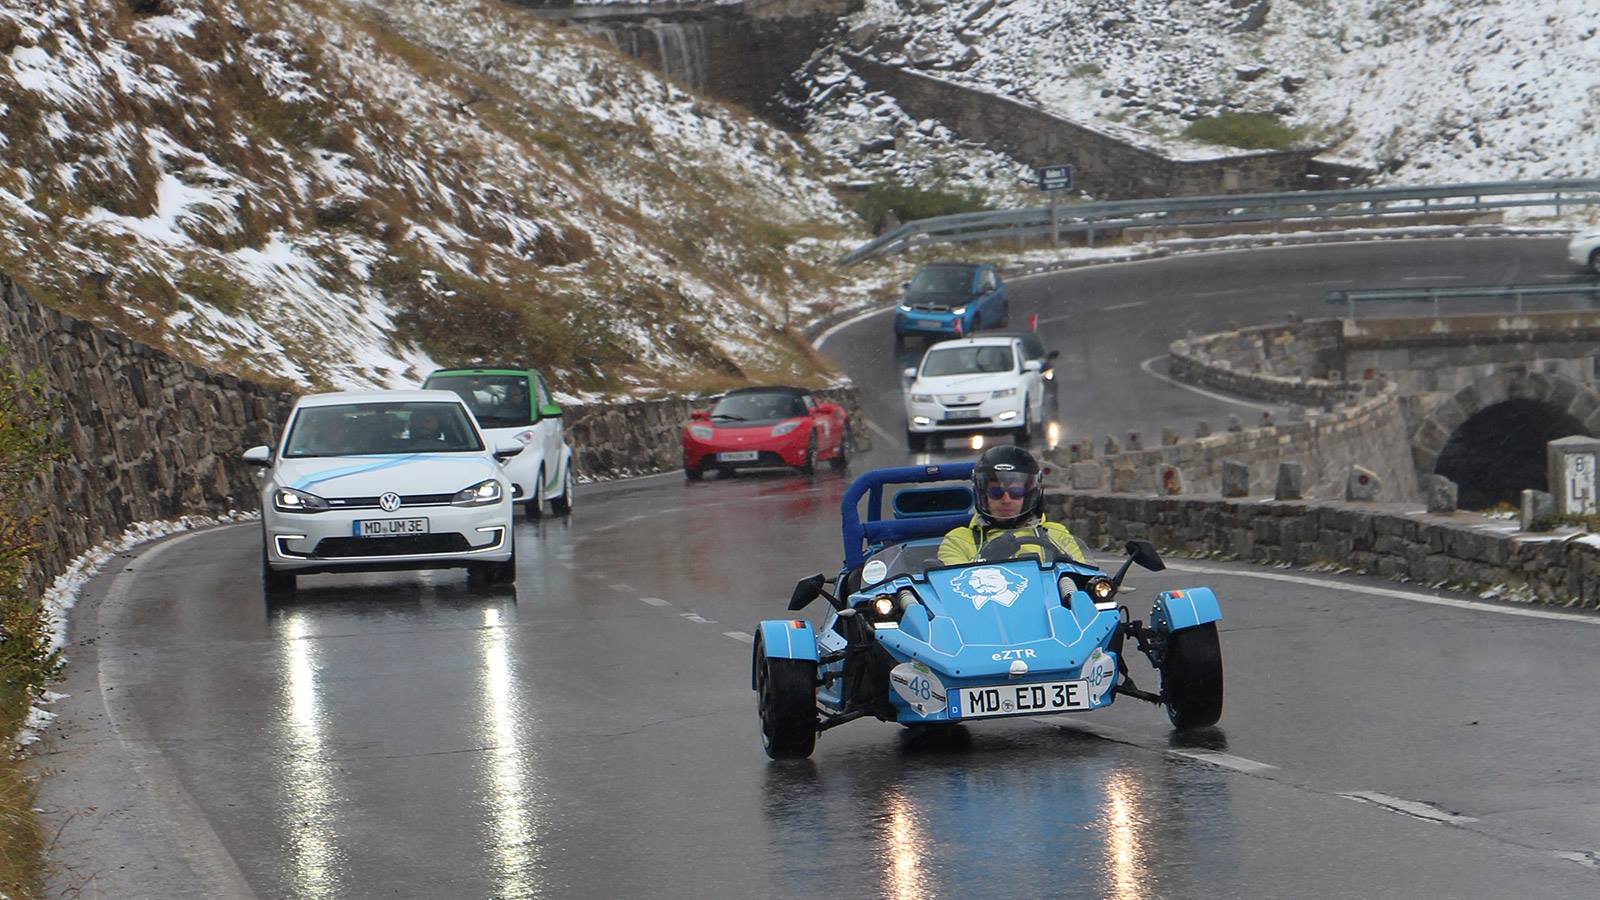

[423,367,576,517]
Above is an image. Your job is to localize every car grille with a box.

[324,493,456,510]
[940,416,993,425]
[312,534,473,558]
[938,394,984,407]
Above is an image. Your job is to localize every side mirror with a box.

[789,573,829,611]
[493,439,524,462]
[690,409,711,421]
[1047,350,1060,361]
[902,367,917,379]
[1023,360,1043,373]
[540,403,563,419]
[900,281,911,291]
[814,402,840,416]
[242,445,272,467]
[1126,539,1166,572]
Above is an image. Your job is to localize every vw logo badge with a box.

[957,395,968,403]
[379,492,402,511]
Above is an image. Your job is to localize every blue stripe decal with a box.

[290,454,493,491]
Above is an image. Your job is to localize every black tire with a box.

[262,551,296,596]
[798,435,817,476]
[1590,248,1600,275]
[756,642,817,760]
[1162,623,1224,730]
[1013,401,1033,445]
[907,430,927,453]
[685,464,703,481]
[829,426,850,470]
[550,463,574,516]
[998,306,1010,329]
[525,467,545,519]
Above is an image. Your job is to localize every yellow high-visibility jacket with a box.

[937,514,1087,566]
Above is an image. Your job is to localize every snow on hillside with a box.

[0,0,878,395]
[798,0,1598,198]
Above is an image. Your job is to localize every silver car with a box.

[244,390,521,594]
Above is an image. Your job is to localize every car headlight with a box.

[273,487,329,513]
[910,393,934,403]
[1087,577,1118,610]
[898,304,912,312]
[952,306,967,315]
[453,478,503,507]
[992,387,1016,399]
[688,425,714,441]
[865,587,917,627]
[771,420,802,438]
[1043,370,1054,381]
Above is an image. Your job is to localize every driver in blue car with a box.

[938,445,1088,565]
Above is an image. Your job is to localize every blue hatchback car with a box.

[893,262,1008,350]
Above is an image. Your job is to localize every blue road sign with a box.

[1037,164,1073,191]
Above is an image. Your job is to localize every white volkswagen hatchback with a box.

[902,336,1045,452]
[245,390,521,594]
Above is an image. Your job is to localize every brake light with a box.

[790,620,807,629]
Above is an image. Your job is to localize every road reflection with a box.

[276,611,349,899]
[477,605,550,898]
[762,726,1233,897]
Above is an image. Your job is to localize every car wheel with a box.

[685,464,703,481]
[998,307,1009,329]
[525,467,545,519]
[550,463,574,516]
[829,425,850,470]
[798,435,817,476]
[1590,248,1600,275]
[1161,623,1224,730]
[907,430,926,453]
[756,639,817,760]
[1013,401,1033,445]
[262,550,296,596]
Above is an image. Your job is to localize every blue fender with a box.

[752,619,819,689]
[1151,587,1221,634]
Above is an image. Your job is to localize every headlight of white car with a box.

[273,486,329,513]
[771,420,802,437]
[452,479,503,507]
[992,388,1016,399]
[910,393,934,403]
[689,425,714,440]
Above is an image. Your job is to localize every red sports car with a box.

[682,387,850,479]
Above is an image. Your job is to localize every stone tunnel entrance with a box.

[1433,399,1587,509]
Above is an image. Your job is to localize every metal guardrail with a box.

[840,179,1600,265]
[1324,282,1600,318]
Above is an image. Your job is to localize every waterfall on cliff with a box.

[580,21,708,94]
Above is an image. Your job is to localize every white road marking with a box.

[723,631,754,644]
[680,612,715,624]
[1138,355,1280,412]
[863,417,901,447]
[1168,562,1600,625]
[1169,749,1277,773]
[1400,274,1466,282]
[1338,791,1477,824]
[1189,288,1245,299]
[1553,851,1599,869]
[1307,279,1352,286]
[814,303,897,350]
[638,597,671,607]
[1103,300,1146,311]
[609,582,634,592]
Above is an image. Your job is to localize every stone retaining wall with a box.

[0,276,294,593]
[1045,492,1600,609]
[1167,319,1347,405]
[843,53,1334,200]
[2,274,861,596]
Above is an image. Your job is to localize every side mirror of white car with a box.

[242,445,272,467]
[902,367,917,379]
[493,439,525,462]
[1023,360,1043,373]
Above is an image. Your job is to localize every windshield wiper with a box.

[711,413,745,421]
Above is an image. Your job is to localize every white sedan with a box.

[902,336,1045,452]
[245,390,521,594]
[1569,227,1600,273]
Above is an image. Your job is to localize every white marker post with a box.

[1547,435,1600,516]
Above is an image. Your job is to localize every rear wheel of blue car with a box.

[1161,623,1224,730]
[756,642,817,759]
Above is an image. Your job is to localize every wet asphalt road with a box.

[45,238,1600,898]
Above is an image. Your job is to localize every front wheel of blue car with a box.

[1161,623,1224,730]
[756,645,817,760]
